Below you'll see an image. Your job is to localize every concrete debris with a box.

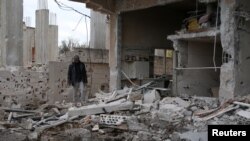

[0,77,250,141]
[160,97,190,107]
[179,131,207,141]
[236,110,250,119]
[92,124,100,131]
[100,114,128,125]
[233,101,250,108]
[143,89,161,103]
[68,101,133,117]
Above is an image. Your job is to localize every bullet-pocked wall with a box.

[49,48,109,103]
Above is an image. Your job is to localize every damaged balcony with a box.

[166,0,223,97]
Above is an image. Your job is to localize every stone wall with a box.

[0,66,49,107]
[49,48,109,103]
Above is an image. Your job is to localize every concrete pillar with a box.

[105,16,111,50]
[90,10,107,49]
[35,9,49,64]
[0,0,23,66]
[172,40,188,96]
[109,14,121,91]
[48,25,58,61]
[229,0,250,97]
[219,0,237,102]
[23,24,35,66]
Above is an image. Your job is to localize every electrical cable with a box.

[72,16,84,31]
[213,0,220,72]
[54,0,91,18]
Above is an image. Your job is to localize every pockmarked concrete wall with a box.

[0,67,49,107]
[49,48,109,103]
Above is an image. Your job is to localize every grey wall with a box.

[90,10,107,49]
[0,0,23,66]
[176,41,222,96]
[35,9,49,64]
[48,25,58,61]
[23,26,35,66]
[235,0,250,96]
[120,5,185,79]
[121,6,184,50]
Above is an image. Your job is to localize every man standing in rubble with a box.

[68,55,88,106]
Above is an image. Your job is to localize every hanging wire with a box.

[85,16,89,46]
[213,0,220,72]
[54,0,91,18]
[72,16,84,31]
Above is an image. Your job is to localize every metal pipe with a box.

[175,67,221,70]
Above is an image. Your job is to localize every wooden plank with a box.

[201,105,239,121]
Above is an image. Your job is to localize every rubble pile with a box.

[0,81,250,141]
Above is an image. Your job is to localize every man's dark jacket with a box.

[68,62,87,86]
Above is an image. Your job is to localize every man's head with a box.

[73,55,80,63]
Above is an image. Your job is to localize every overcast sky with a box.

[23,0,91,45]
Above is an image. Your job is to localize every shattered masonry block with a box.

[99,114,128,125]
[68,101,134,117]
[143,90,161,104]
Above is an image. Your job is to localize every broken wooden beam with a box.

[200,105,239,121]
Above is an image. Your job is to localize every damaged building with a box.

[0,0,250,140]
[71,0,250,102]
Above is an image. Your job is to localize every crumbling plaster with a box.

[219,0,237,101]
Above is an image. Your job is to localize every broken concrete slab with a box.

[152,110,184,122]
[236,110,250,119]
[160,97,190,107]
[233,101,250,108]
[127,117,149,132]
[143,90,161,104]
[159,104,183,112]
[68,101,134,117]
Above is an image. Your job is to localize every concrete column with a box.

[48,25,58,61]
[35,9,49,64]
[23,25,35,66]
[109,14,121,91]
[105,16,110,50]
[232,0,250,97]
[172,40,188,96]
[219,0,237,102]
[90,10,107,49]
[0,0,23,66]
